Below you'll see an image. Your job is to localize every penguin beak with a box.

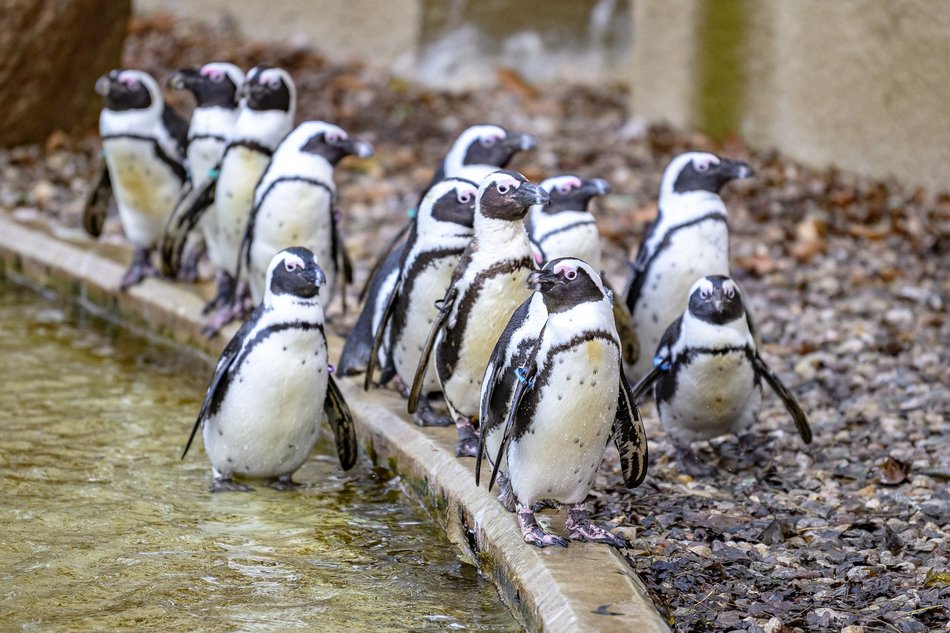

[514,182,549,208]
[581,178,611,197]
[720,158,755,180]
[306,266,327,287]
[504,133,538,153]
[343,139,375,159]
[166,68,199,90]
[526,269,564,292]
[94,74,113,96]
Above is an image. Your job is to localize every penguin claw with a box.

[210,478,253,493]
[518,508,568,548]
[119,250,158,290]
[566,506,629,548]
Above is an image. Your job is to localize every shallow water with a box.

[0,278,520,632]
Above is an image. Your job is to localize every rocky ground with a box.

[2,15,948,633]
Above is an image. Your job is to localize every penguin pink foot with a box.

[455,416,480,457]
[566,505,630,549]
[517,506,568,548]
[266,475,302,491]
[413,397,453,427]
[120,248,159,290]
[210,476,253,493]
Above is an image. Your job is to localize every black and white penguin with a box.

[631,275,812,454]
[161,62,244,282]
[86,69,188,289]
[476,258,648,548]
[525,174,610,267]
[240,120,373,308]
[624,152,753,380]
[359,178,478,426]
[409,170,547,457]
[182,247,358,492]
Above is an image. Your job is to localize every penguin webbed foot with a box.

[202,308,235,338]
[266,475,302,491]
[496,472,516,512]
[203,272,235,315]
[517,506,568,548]
[177,243,205,284]
[210,477,253,493]
[413,397,453,427]
[455,417,480,458]
[119,248,158,290]
[566,505,630,549]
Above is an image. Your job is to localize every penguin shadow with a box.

[653,432,786,482]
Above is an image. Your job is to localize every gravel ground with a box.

[2,15,948,633]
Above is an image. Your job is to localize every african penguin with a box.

[631,275,812,467]
[203,65,297,336]
[624,152,753,380]
[409,170,547,457]
[181,247,358,492]
[240,120,373,308]
[161,62,244,284]
[477,258,648,548]
[358,178,478,426]
[89,69,188,289]
[526,174,610,267]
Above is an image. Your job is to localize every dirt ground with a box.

[2,15,948,633]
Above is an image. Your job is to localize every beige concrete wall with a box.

[630,0,950,191]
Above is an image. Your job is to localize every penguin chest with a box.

[249,183,334,303]
[204,329,329,479]
[103,138,180,247]
[215,148,272,270]
[539,224,600,268]
[440,268,533,416]
[660,351,761,441]
[507,340,620,506]
[393,255,457,390]
[187,137,226,186]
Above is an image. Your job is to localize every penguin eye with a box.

[725,286,736,298]
[700,288,711,298]
[693,156,720,173]
[325,131,341,144]
[457,191,473,204]
[480,136,497,148]
[557,183,573,194]
[496,183,510,194]
[284,260,301,272]
[564,269,577,280]
[266,78,281,90]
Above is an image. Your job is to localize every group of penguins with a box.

[85,62,813,549]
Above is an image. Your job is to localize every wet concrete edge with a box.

[0,214,671,633]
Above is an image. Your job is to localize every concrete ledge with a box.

[0,214,670,633]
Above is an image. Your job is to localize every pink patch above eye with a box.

[553,264,575,276]
[201,68,224,81]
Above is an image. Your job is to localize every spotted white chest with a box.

[632,219,730,377]
[438,266,533,418]
[203,326,329,479]
[659,350,761,442]
[248,181,335,304]
[506,338,620,506]
[103,137,181,248]
[214,146,272,275]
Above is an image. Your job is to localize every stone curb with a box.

[0,214,671,633]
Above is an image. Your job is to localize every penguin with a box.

[358,178,478,427]
[409,170,548,457]
[358,124,538,304]
[631,275,811,472]
[525,174,610,267]
[476,258,648,548]
[624,152,753,380]
[239,120,373,308]
[85,69,188,289]
[161,62,244,286]
[181,247,358,492]
[175,65,297,336]
[526,174,640,367]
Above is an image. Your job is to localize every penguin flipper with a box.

[159,179,196,276]
[754,353,813,444]
[605,278,640,365]
[162,176,216,277]
[82,162,112,238]
[324,375,359,470]
[364,274,402,391]
[182,311,256,459]
[330,211,354,313]
[407,285,456,414]
[630,366,661,402]
[614,363,649,488]
[359,218,412,303]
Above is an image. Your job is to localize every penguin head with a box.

[538,175,611,214]
[95,69,160,112]
[526,257,608,313]
[297,121,375,165]
[243,66,296,113]
[167,63,244,109]
[265,247,326,303]
[444,125,538,174]
[660,152,754,199]
[418,178,478,229]
[476,170,549,222]
[687,275,746,325]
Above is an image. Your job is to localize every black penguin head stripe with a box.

[245,66,292,112]
[167,65,241,109]
[672,153,755,194]
[300,127,373,165]
[267,247,326,299]
[527,257,606,313]
[478,170,549,221]
[96,69,152,111]
[462,129,537,168]
[425,178,478,228]
[687,275,746,325]
[543,175,611,214]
